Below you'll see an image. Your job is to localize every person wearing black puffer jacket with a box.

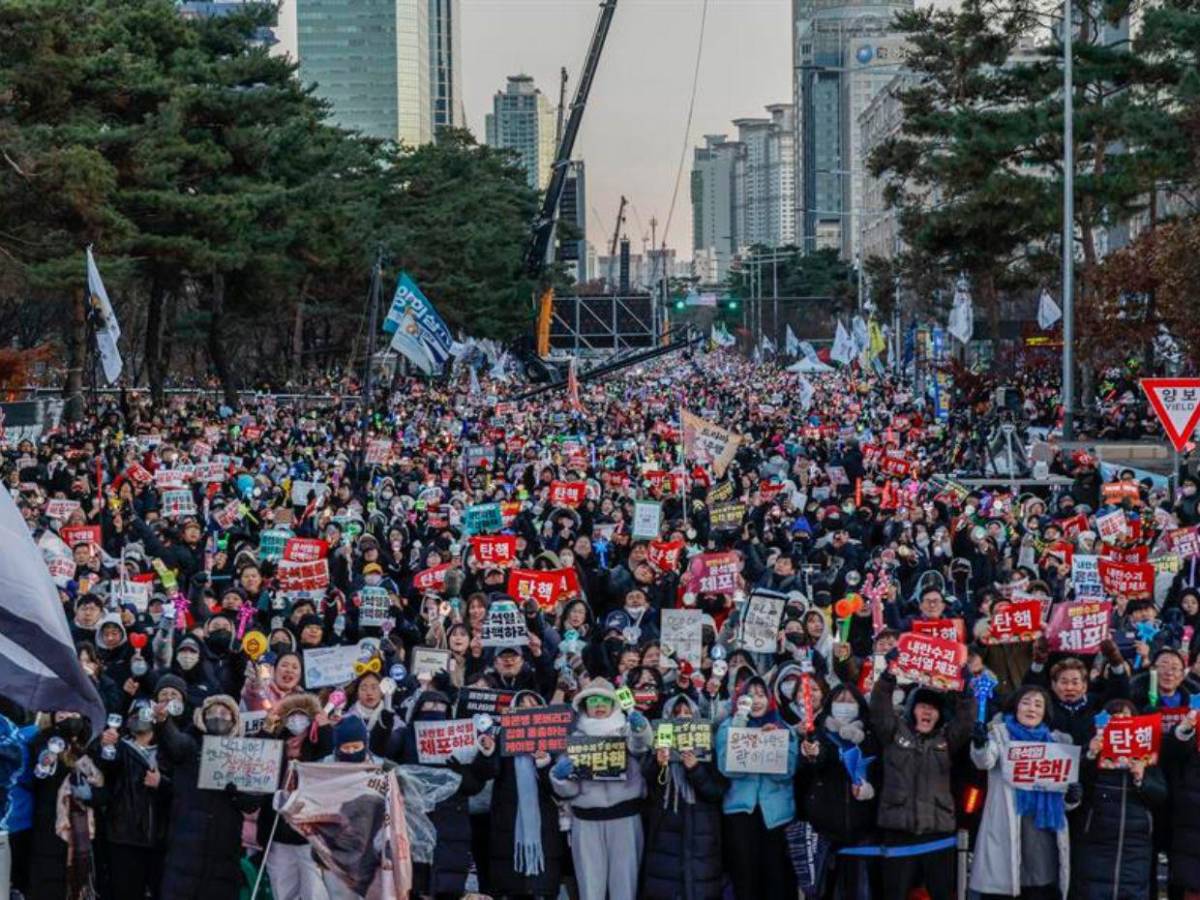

[639,693,727,900]
[799,683,880,899]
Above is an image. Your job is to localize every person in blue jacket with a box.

[0,711,36,899]
[716,674,799,900]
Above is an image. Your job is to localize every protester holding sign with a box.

[550,678,653,900]
[969,685,1074,899]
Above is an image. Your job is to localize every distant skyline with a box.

[460,0,792,263]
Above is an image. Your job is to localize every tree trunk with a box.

[145,275,168,410]
[207,271,238,408]
[291,277,309,378]
[62,289,87,423]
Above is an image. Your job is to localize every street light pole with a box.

[1062,0,1076,440]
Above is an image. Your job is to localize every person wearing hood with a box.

[477,690,567,899]
[257,692,331,900]
[798,683,880,898]
[715,674,799,900]
[551,677,654,900]
[640,692,728,900]
[168,634,223,711]
[96,613,141,710]
[201,612,249,700]
[394,689,490,898]
[969,685,1074,899]
[69,593,105,647]
[96,701,171,900]
[158,694,258,900]
[869,660,975,900]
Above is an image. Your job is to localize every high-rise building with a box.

[733,104,797,248]
[485,75,558,190]
[428,0,463,130]
[691,134,746,282]
[296,0,432,145]
[792,0,914,255]
[556,161,589,281]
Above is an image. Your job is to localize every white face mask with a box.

[177,651,199,671]
[830,701,858,723]
[286,714,311,736]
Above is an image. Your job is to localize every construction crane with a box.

[555,68,568,149]
[606,194,627,289]
[528,0,618,358]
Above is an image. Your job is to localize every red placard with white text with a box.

[895,632,967,691]
[548,480,586,508]
[911,618,967,644]
[283,537,328,563]
[1100,714,1161,767]
[413,563,451,593]
[1045,600,1111,653]
[1098,559,1153,599]
[988,599,1043,643]
[649,539,685,572]
[470,535,517,568]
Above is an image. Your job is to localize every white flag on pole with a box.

[1037,288,1062,330]
[797,375,815,411]
[86,246,123,384]
[831,320,854,365]
[785,325,801,356]
[948,275,974,345]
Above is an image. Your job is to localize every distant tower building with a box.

[733,104,796,248]
[690,134,745,281]
[296,0,432,145]
[428,0,463,130]
[556,161,588,281]
[485,75,557,190]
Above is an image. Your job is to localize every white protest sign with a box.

[1001,741,1080,793]
[631,501,662,540]
[1095,509,1127,543]
[198,736,283,794]
[661,608,703,668]
[411,646,451,678]
[119,580,151,613]
[161,489,197,519]
[413,719,477,764]
[740,592,786,653]
[724,726,790,774]
[303,645,362,689]
[45,499,81,521]
[358,586,391,628]
[1071,554,1104,600]
[241,710,268,737]
[481,600,529,648]
[290,480,331,507]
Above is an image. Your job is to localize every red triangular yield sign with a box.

[1140,378,1200,452]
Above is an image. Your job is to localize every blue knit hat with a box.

[333,714,367,748]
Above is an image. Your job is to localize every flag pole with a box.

[359,245,384,486]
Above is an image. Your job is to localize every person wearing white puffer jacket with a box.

[550,677,653,900]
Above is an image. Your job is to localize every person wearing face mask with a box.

[158,695,258,900]
[201,612,249,699]
[256,692,331,900]
[1178,477,1200,526]
[798,684,880,899]
[969,686,1074,899]
[870,662,975,900]
[170,635,220,710]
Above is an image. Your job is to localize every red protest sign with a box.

[648,539,685,572]
[1100,714,1162,767]
[644,470,684,495]
[1061,513,1089,540]
[553,566,581,599]
[1141,378,1200,452]
[759,482,786,502]
[60,524,101,548]
[469,535,517,569]
[988,600,1043,643]
[277,558,330,592]
[1098,559,1153,599]
[1045,600,1111,653]
[910,618,967,644]
[1102,481,1141,506]
[413,563,451,593]
[683,551,741,596]
[895,632,967,691]
[1100,544,1148,565]
[125,463,153,487]
[500,704,574,756]
[548,480,586,508]
[879,454,912,478]
[283,537,328,563]
[1169,527,1200,559]
[507,569,560,610]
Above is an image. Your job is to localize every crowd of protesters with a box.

[0,348,1197,900]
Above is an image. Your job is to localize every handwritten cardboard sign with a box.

[198,736,283,794]
[724,726,790,774]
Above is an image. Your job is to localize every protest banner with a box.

[1168,527,1200,559]
[739,592,786,653]
[154,468,190,489]
[566,735,627,780]
[278,559,330,592]
[681,410,741,477]
[1061,513,1089,539]
[457,687,515,718]
[1096,509,1128,543]
[118,580,151,612]
[1098,559,1154,600]
[283,537,327,563]
[258,528,293,562]
[1001,741,1080,793]
[709,501,747,531]
[241,710,267,738]
[365,439,393,466]
[124,462,153,487]
[631,501,662,540]
[192,461,225,483]
[279,763,413,900]
[469,534,517,569]
[410,646,451,678]
[161,489,197,519]
[879,453,912,478]
[724,727,790,774]
[59,524,101,549]
[1101,544,1148,565]
[197,736,283,794]
[1102,481,1141,506]
[708,480,736,504]
[549,480,587,508]
[1072,554,1104,600]
[413,719,477,764]
[481,600,528,648]
[684,551,741,596]
[289,480,330,507]
[552,566,581,601]
[648,539,685,572]
[661,608,704,668]
[507,568,559,610]
[643,469,684,495]
[988,599,1043,643]
[652,720,713,761]
[303,645,361,688]
[413,562,451,593]
[895,632,967,691]
[1100,714,1162,767]
[462,502,503,536]
[213,502,243,531]
[826,465,849,487]
[45,499,81,521]
[1045,600,1111,653]
[500,704,574,756]
[358,586,391,628]
[461,444,495,473]
[910,618,967,644]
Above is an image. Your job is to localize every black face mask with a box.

[336,748,366,763]
[206,631,233,654]
[204,715,234,736]
[269,641,291,657]
[55,718,88,741]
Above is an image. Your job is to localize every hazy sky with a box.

[460,0,793,262]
